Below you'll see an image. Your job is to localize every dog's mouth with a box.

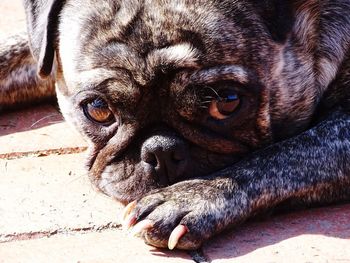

[87,127,242,204]
[96,159,159,204]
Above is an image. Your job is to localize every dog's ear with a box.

[250,0,295,43]
[23,0,65,78]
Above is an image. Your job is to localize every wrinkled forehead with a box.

[58,0,261,92]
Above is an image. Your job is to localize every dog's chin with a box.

[89,161,161,204]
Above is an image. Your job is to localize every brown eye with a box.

[209,93,240,120]
[83,98,114,124]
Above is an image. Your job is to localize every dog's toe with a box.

[122,180,234,250]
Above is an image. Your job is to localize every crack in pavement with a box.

[0,147,88,160]
[0,222,122,243]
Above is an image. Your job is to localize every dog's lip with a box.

[89,122,140,177]
[95,162,159,204]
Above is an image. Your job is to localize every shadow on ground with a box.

[0,103,62,137]
[203,204,350,260]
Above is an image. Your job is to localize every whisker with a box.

[30,113,61,128]
[204,85,220,98]
[67,173,85,185]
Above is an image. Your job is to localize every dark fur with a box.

[1,0,349,250]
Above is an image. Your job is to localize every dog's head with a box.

[24,0,320,203]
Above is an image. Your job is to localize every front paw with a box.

[122,179,248,250]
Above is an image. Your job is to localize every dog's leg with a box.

[124,108,350,250]
[0,33,55,111]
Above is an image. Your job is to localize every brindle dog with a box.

[1,0,350,250]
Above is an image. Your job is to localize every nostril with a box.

[143,152,158,167]
[141,134,190,185]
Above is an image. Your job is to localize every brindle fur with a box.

[1,0,349,250]
[0,33,55,111]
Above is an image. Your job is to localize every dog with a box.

[1,0,350,250]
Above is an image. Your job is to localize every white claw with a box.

[131,220,154,237]
[122,200,137,221]
[168,225,188,250]
[122,213,137,230]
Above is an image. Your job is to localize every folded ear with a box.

[23,0,65,78]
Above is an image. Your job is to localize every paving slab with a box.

[0,230,193,263]
[0,153,122,241]
[203,204,350,262]
[0,105,193,262]
[0,104,87,157]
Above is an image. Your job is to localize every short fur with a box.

[1,0,349,250]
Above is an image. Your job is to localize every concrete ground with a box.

[1,1,350,262]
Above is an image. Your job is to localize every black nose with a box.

[141,134,189,185]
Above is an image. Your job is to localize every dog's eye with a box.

[209,92,240,120]
[83,98,114,124]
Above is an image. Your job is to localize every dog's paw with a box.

[122,178,247,250]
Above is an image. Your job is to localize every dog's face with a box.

[44,0,317,203]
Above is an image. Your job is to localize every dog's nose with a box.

[141,135,189,185]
